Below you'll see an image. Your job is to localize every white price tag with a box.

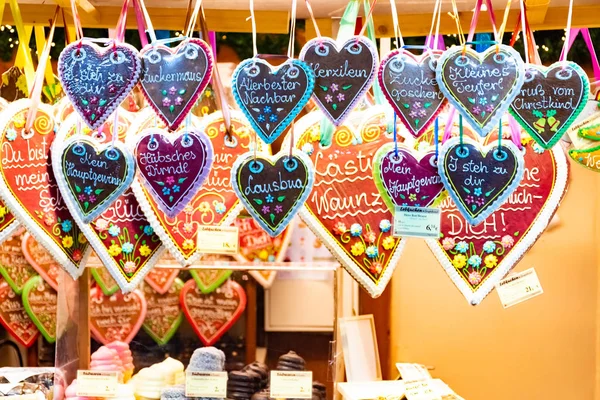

[396,363,432,381]
[393,206,441,238]
[269,371,312,399]
[76,371,118,397]
[185,371,228,397]
[496,268,543,308]
[404,379,442,400]
[196,226,239,255]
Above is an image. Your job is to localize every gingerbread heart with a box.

[426,130,569,304]
[128,110,257,266]
[21,232,60,291]
[91,265,120,296]
[58,41,141,130]
[373,143,445,211]
[0,200,20,250]
[0,100,92,278]
[0,229,36,294]
[22,275,57,343]
[191,268,233,295]
[295,108,407,297]
[180,278,246,346]
[89,287,147,345]
[144,266,180,295]
[577,112,600,140]
[438,137,525,226]
[378,49,446,137]
[53,136,136,223]
[57,113,165,292]
[139,38,214,130]
[142,277,183,345]
[436,45,525,137]
[510,62,589,149]
[232,58,315,144]
[300,36,378,126]
[231,150,314,237]
[0,278,39,347]
[131,127,214,218]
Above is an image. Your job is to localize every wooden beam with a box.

[54,0,100,23]
[526,0,550,25]
[10,4,290,33]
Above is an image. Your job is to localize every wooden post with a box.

[245,278,257,365]
[78,268,90,370]
[332,267,345,400]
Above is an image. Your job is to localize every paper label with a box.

[496,268,543,308]
[393,206,441,238]
[185,371,228,397]
[396,363,432,381]
[404,380,442,400]
[76,370,118,397]
[269,371,312,399]
[196,226,239,255]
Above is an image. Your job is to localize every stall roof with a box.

[6,0,600,36]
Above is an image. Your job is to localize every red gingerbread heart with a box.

[128,109,260,266]
[294,108,407,297]
[21,232,60,291]
[0,229,36,294]
[180,278,246,346]
[0,277,39,347]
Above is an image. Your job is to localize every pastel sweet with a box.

[106,341,135,381]
[90,346,125,381]
[114,384,136,400]
[135,367,166,400]
[160,385,185,400]
[188,347,226,372]
[158,357,185,385]
[65,380,94,400]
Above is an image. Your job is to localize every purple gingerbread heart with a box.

[131,128,214,218]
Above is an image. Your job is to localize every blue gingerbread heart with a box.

[232,58,315,144]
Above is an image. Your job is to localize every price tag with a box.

[496,268,543,308]
[404,379,442,400]
[393,206,441,239]
[185,371,228,397]
[76,370,118,397]
[196,226,239,255]
[269,371,312,399]
[396,363,432,381]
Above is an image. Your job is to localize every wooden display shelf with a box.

[5,0,600,36]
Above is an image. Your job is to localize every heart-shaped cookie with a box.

[426,130,569,304]
[128,110,258,266]
[234,216,293,288]
[438,137,525,226]
[231,150,314,237]
[295,107,407,297]
[300,36,378,126]
[139,38,214,130]
[0,278,39,347]
[378,49,446,137]
[57,113,165,292]
[436,45,525,137]
[22,275,57,343]
[373,143,445,211]
[89,287,147,345]
[91,265,120,296]
[58,41,141,130]
[190,268,233,295]
[0,229,36,294]
[21,232,60,291]
[142,277,183,345]
[232,58,315,144]
[131,127,214,218]
[180,278,246,346]
[577,112,600,140]
[0,99,92,278]
[53,136,136,223]
[510,62,589,149]
[144,266,180,295]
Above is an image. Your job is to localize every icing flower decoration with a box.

[379,220,391,232]
[472,106,482,115]
[44,214,56,226]
[468,255,482,268]
[409,193,417,201]
[108,244,121,256]
[275,205,283,214]
[474,188,482,196]
[182,239,195,250]
[78,233,87,244]
[95,219,109,231]
[484,254,498,268]
[143,225,154,236]
[121,242,134,254]
[442,237,456,251]
[364,231,376,244]
[61,220,73,233]
[369,261,383,275]
[0,207,7,219]
[302,143,314,155]
[501,235,514,248]
[485,105,494,113]
[309,130,321,142]
[198,202,211,213]
[333,222,347,235]
[452,254,467,268]
[6,128,16,141]
[483,241,496,253]
[261,205,270,214]
[72,249,82,262]
[351,242,365,256]
[336,93,345,102]
[382,236,395,250]
[108,225,120,237]
[365,245,378,259]
[533,143,545,154]
[183,223,194,233]
[215,202,226,214]
[330,83,338,92]
[62,236,73,248]
[350,224,362,237]
[468,270,483,285]
[266,194,274,203]
[454,241,468,253]
[123,261,136,274]
[325,94,333,103]
[166,176,175,185]
[139,245,152,257]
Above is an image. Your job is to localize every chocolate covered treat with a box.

[276,351,305,371]
[227,371,258,400]
[250,389,271,400]
[243,362,269,389]
[313,381,326,400]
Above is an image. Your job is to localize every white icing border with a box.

[426,144,569,305]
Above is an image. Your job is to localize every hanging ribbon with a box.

[9,0,34,92]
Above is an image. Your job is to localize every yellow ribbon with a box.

[8,0,34,92]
